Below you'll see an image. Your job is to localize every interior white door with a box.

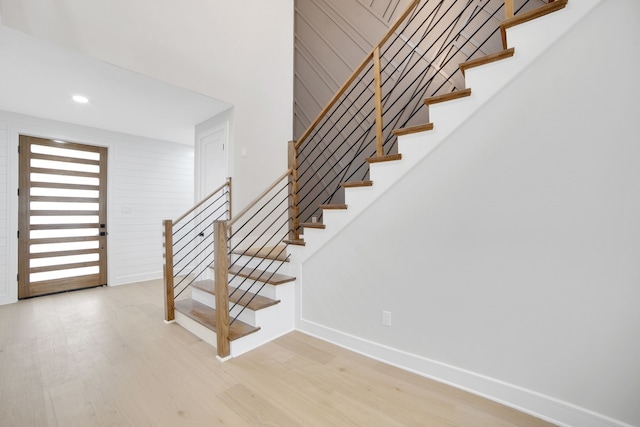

[199,122,229,199]
[195,122,229,280]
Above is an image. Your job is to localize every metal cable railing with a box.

[162,0,554,359]
[164,172,295,358]
[163,179,231,320]
[226,171,294,325]
[294,0,546,229]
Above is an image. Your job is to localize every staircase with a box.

[164,0,578,359]
[175,245,296,358]
[294,0,575,255]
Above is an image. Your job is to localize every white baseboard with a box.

[0,295,17,306]
[110,272,161,286]
[298,319,632,427]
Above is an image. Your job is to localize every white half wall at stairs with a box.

[292,1,640,426]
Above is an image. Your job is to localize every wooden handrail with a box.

[228,169,293,227]
[173,179,230,225]
[294,0,421,150]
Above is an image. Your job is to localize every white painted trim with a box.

[297,319,633,427]
[195,119,230,203]
[216,354,232,362]
[110,272,161,286]
[4,122,19,305]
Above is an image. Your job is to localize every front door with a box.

[18,136,108,298]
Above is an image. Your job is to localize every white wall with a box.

[298,1,640,426]
[0,122,9,303]
[0,111,194,304]
[195,108,233,204]
[0,0,295,211]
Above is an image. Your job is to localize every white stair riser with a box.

[230,254,292,275]
[230,282,295,357]
[174,311,218,348]
[229,300,257,325]
[228,275,280,299]
[191,286,258,326]
[203,267,287,299]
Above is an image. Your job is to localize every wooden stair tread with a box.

[424,88,472,106]
[500,0,569,49]
[341,180,373,188]
[459,48,515,75]
[392,122,434,137]
[319,204,348,210]
[283,239,306,246]
[232,245,289,262]
[174,299,259,341]
[229,265,296,285]
[192,280,280,311]
[366,153,402,163]
[300,222,326,229]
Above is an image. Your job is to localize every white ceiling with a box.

[0,23,231,144]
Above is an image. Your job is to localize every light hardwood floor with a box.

[0,280,557,426]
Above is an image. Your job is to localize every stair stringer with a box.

[289,0,601,264]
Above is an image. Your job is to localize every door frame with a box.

[18,135,108,298]
[3,122,112,305]
[195,120,230,203]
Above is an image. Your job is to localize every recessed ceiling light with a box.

[72,95,89,104]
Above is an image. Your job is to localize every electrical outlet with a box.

[382,311,391,326]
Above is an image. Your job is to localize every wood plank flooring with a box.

[0,280,557,426]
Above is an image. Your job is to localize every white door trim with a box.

[195,120,229,203]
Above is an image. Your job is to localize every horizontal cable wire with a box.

[296,0,510,220]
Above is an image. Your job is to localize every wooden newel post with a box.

[373,46,384,157]
[288,141,300,241]
[214,220,231,358]
[163,220,175,322]
[505,0,514,18]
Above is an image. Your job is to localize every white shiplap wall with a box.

[0,111,195,303]
[110,138,194,284]
[0,122,8,302]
